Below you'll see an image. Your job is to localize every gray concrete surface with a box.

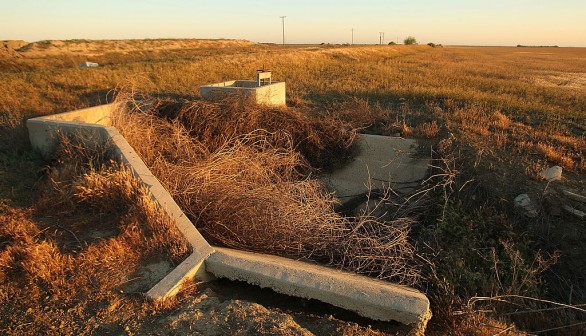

[200,80,286,106]
[323,134,431,199]
[206,247,431,332]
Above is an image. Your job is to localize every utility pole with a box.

[351,28,354,45]
[382,32,385,44]
[279,16,286,45]
[379,32,383,45]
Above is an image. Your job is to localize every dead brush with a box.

[402,121,439,139]
[113,96,421,285]
[152,95,359,171]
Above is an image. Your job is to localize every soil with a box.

[130,279,411,336]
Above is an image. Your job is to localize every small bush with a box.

[404,36,417,45]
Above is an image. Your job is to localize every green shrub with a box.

[404,36,417,45]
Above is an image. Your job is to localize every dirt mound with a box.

[0,40,26,58]
[164,289,312,335]
[17,38,257,57]
[2,40,28,50]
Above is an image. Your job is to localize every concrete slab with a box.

[323,135,431,200]
[200,80,286,106]
[206,247,431,333]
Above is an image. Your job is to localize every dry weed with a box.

[153,96,358,171]
[113,96,421,284]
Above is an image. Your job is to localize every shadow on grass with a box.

[0,122,46,207]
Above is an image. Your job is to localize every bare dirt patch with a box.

[533,72,586,90]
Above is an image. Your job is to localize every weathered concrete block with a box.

[206,247,431,333]
[200,80,286,107]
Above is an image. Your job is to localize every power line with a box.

[279,16,286,45]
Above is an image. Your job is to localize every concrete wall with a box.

[27,105,215,299]
[206,247,431,333]
[37,104,113,125]
[200,80,286,106]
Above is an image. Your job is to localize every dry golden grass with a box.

[1,41,585,335]
[0,138,189,334]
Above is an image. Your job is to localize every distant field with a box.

[1,39,585,335]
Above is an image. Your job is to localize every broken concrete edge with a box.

[205,247,431,332]
[27,105,215,301]
[26,104,432,331]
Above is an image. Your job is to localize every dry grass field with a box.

[1,39,585,335]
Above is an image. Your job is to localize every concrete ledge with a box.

[205,247,431,331]
[36,104,114,125]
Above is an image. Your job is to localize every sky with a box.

[1,0,585,47]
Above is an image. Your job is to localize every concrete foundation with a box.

[200,80,286,107]
[27,104,431,332]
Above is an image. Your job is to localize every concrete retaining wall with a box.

[27,103,430,333]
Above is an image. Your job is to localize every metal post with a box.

[280,16,286,45]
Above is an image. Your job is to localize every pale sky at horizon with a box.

[1,0,585,47]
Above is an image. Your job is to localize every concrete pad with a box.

[200,80,286,106]
[205,247,431,332]
[323,135,431,199]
